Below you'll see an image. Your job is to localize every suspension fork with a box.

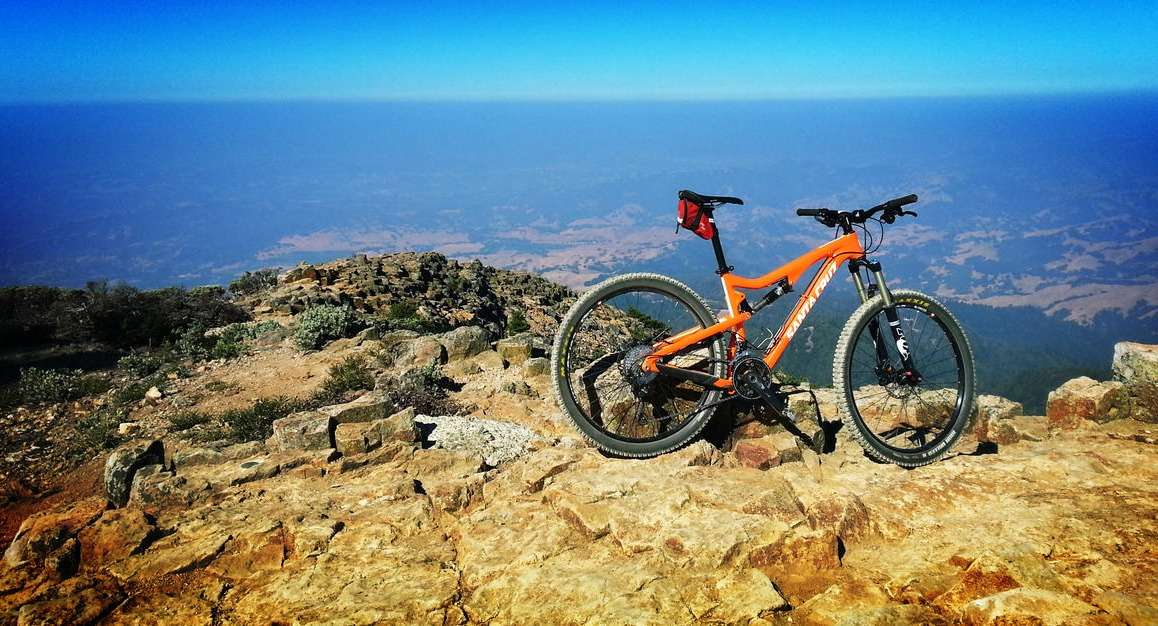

[849,259,916,372]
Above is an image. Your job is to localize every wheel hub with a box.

[619,345,659,388]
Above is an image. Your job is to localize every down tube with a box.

[763,256,846,370]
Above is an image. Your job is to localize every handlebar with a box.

[795,194,919,230]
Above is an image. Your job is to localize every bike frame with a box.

[643,229,874,390]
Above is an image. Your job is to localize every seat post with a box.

[709,213,733,275]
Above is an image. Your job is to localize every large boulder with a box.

[266,412,334,451]
[1046,377,1130,429]
[334,422,381,456]
[1113,341,1158,423]
[3,497,107,568]
[104,440,166,507]
[375,332,446,371]
[439,326,490,361]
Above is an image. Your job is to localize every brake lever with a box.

[903,210,918,217]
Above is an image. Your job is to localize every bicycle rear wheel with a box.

[833,289,976,467]
[551,273,724,457]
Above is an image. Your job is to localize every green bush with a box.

[75,373,113,398]
[113,381,150,406]
[507,309,530,335]
[87,282,249,349]
[224,396,302,442]
[228,268,279,296]
[174,324,212,360]
[118,352,166,377]
[315,355,375,404]
[209,323,250,360]
[294,305,360,351]
[74,406,124,452]
[18,368,78,404]
[380,364,460,417]
[16,368,115,405]
[169,411,213,431]
[250,320,283,336]
[375,299,446,334]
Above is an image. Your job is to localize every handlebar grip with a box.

[796,208,822,217]
[887,194,918,208]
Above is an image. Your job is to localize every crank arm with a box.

[753,386,816,449]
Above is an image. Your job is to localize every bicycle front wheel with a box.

[551,273,724,457]
[833,289,976,467]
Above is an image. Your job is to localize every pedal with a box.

[752,386,817,450]
[807,427,827,455]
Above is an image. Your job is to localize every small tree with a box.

[507,309,530,336]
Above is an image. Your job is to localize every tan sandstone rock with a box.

[1046,376,1130,428]
[496,333,533,365]
[267,411,334,451]
[1113,341,1158,423]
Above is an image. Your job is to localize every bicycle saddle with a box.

[678,190,744,206]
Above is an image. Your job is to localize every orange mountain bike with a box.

[551,190,976,467]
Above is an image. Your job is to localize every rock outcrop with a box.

[263,252,574,338]
[1046,376,1130,428]
[1113,341,1158,423]
[4,402,1155,625]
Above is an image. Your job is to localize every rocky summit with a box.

[0,252,1156,625]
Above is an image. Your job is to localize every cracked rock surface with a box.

[2,414,1155,625]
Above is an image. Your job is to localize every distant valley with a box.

[2,97,1156,410]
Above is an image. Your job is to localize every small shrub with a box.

[224,396,302,442]
[113,381,149,406]
[18,368,78,404]
[294,305,360,351]
[175,324,211,360]
[507,309,530,335]
[169,411,213,431]
[315,355,375,404]
[190,424,232,443]
[229,268,279,296]
[75,373,114,398]
[118,353,165,377]
[388,300,419,320]
[74,406,124,453]
[210,321,251,356]
[204,379,240,394]
[381,364,461,417]
[375,300,446,334]
[250,320,282,336]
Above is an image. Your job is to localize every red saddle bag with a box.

[677,198,715,239]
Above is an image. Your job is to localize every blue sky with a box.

[1,1,1156,102]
